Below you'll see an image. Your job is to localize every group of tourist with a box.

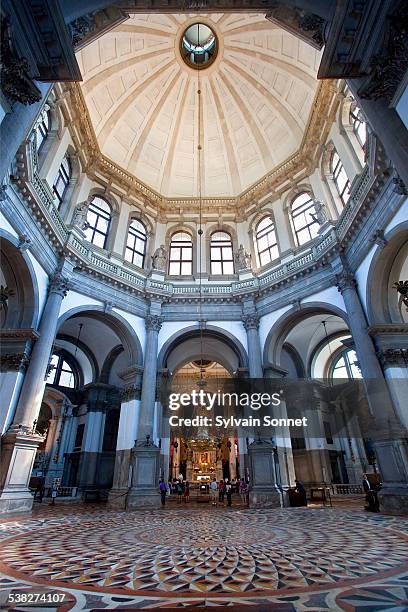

[158,476,250,507]
[209,478,249,507]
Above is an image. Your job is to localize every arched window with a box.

[169,232,193,275]
[210,231,234,275]
[46,353,77,388]
[290,192,320,246]
[331,150,351,205]
[35,106,51,152]
[350,104,367,148]
[84,196,111,248]
[53,155,71,208]
[255,216,279,266]
[331,348,362,381]
[125,219,147,267]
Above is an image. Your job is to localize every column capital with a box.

[0,352,30,373]
[48,272,71,297]
[242,313,260,331]
[145,314,163,332]
[378,349,408,368]
[336,269,357,293]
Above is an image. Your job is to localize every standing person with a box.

[363,473,379,512]
[225,479,232,507]
[177,479,184,503]
[295,479,307,506]
[184,480,190,503]
[210,478,218,506]
[35,476,45,503]
[218,479,225,504]
[50,483,58,506]
[239,478,247,504]
[159,479,167,507]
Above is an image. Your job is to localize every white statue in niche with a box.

[152,244,167,271]
[235,244,252,270]
[72,197,90,231]
[311,200,328,225]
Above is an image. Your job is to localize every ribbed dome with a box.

[77,13,321,198]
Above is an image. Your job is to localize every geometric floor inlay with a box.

[1,505,408,609]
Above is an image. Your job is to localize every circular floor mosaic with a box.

[1,507,408,602]
[1,508,408,595]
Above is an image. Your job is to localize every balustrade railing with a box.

[12,138,382,300]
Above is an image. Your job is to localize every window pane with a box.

[84,227,93,242]
[223,247,233,260]
[211,261,222,275]
[169,262,179,275]
[309,223,319,239]
[125,247,134,263]
[59,370,74,388]
[93,232,106,248]
[257,217,272,232]
[269,245,279,261]
[92,197,111,214]
[170,247,181,260]
[96,217,109,232]
[223,262,234,275]
[332,365,347,379]
[260,251,271,266]
[87,211,97,226]
[133,253,143,268]
[181,262,192,275]
[297,228,310,245]
[211,247,221,260]
[258,236,268,251]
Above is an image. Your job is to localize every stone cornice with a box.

[0,328,40,342]
[369,324,408,336]
[58,79,339,219]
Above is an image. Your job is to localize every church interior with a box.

[0,0,408,609]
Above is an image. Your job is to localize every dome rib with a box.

[97,59,175,148]
[78,12,321,198]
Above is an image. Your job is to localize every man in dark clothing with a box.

[363,474,379,512]
[159,480,167,506]
[295,479,307,506]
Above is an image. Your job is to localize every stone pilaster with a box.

[336,268,408,514]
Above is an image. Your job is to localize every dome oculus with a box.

[180,23,218,68]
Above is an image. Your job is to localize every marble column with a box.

[347,79,408,190]
[242,313,263,378]
[0,83,51,184]
[337,269,408,513]
[12,271,71,428]
[0,268,71,514]
[380,349,408,431]
[137,314,162,442]
[127,312,162,508]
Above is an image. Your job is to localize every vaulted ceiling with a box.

[77,13,321,198]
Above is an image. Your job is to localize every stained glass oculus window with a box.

[180,23,218,69]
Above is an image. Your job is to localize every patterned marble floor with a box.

[0,505,407,610]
